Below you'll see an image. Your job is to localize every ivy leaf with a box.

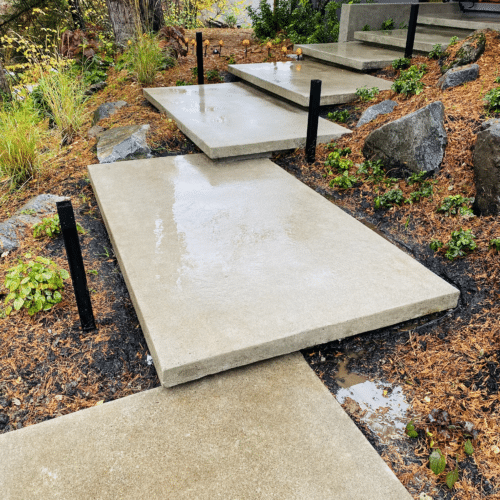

[59,270,70,280]
[446,468,459,489]
[53,291,62,303]
[13,297,24,311]
[464,439,474,456]
[429,449,446,475]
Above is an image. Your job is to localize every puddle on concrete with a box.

[337,380,410,444]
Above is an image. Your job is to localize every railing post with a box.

[196,31,204,85]
[405,4,420,59]
[306,79,322,164]
[56,200,96,332]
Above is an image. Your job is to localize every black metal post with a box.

[405,4,419,59]
[196,32,204,85]
[56,200,96,332]
[306,79,322,164]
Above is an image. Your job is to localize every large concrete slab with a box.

[295,41,403,70]
[144,82,350,159]
[89,154,459,387]
[354,27,471,53]
[227,61,393,107]
[0,354,413,500]
[418,13,500,31]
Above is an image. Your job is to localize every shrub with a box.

[391,64,426,96]
[428,43,445,59]
[324,148,352,173]
[444,228,477,260]
[436,195,474,217]
[374,189,405,209]
[484,87,500,112]
[2,254,69,316]
[37,67,88,144]
[0,100,44,189]
[392,57,411,70]
[329,171,359,189]
[381,18,395,30]
[327,109,350,123]
[32,214,84,239]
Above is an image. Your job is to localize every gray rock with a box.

[85,81,107,96]
[0,194,67,253]
[481,118,500,131]
[88,125,105,139]
[356,100,397,128]
[92,101,127,126]
[362,101,447,174]
[440,30,486,73]
[97,125,150,164]
[473,120,500,215]
[437,64,479,90]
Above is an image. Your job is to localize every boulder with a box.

[88,125,105,139]
[440,30,486,74]
[0,194,68,253]
[92,101,127,126]
[473,120,500,215]
[437,64,479,90]
[356,100,397,128]
[362,101,447,174]
[97,125,150,164]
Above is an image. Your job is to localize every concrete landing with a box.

[89,154,459,387]
[418,13,500,31]
[295,41,402,70]
[354,26,470,53]
[0,354,413,500]
[227,61,393,107]
[144,82,349,159]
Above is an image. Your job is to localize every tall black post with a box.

[306,79,322,164]
[196,32,204,85]
[56,200,96,332]
[405,4,419,59]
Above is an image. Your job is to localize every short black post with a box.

[306,79,322,164]
[196,32,204,85]
[56,200,96,332]
[404,4,419,59]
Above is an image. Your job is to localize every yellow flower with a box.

[242,39,250,46]
[127,39,132,46]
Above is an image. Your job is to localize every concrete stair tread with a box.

[418,13,500,30]
[354,26,471,52]
[294,41,403,70]
[0,354,413,500]
[143,82,349,159]
[88,154,458,388]
[227,60,393,107]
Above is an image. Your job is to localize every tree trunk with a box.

[106,0,164,47]
[0,59,11,101]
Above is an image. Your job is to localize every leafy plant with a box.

[428,43,445,59]
[227,54,236,64]
[437,195,474,217]
[329,171,359,189]
[381,18,395,31]
[430,239,443,252]
[406,420,418,438]
[449,35,459,46]
[429,449,446,475]
[446,464,459,489]
[464,439,474,455]
[357,159,386,183]
[205,69,224,82]
[224,12,238,28]
[325,149,352,172]
[32,215,84,239]
[2,254,69,316]
[408,183,434,204]
[375,189,405,209]
[362,24,370,31]
[355,86,379,102]
[327,109,350,123]
[407,171,428,185]
[484,87,500,112]
[175,79,189,86]
[392,65,426,96]
[444,228,477,260]
[489,238,500,251]
[0,99,44,189]
[392,57,411,70]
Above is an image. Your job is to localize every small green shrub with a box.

[408,183,434,204]
[329,171,358,189]
[327,109,350,123]
[381,18,395,31]
[206,69,224,82]
[489,238,500,251]
[407,171,428,185]
[2,254,69,316]
[175,79,189,86]
[362,24,370,31]
[0,100,44,189]
[391,64,426,96]
[444,228,477,260]
[325,149,352,172]
[429,449,446,475]
[228,54,236,64]
[430,239,443,252]
[428,43,445,59]
[484,87,500,112]
[32,215,84,239]
[437,195,474,217]
[355,86,379,102]
[449,35,459,46]
[374,189,405,209]
[357,159,385,183]
[224,13,238,28]
[405,420,418,438]
[392,57,411,70]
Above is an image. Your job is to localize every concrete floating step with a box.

[144,82,349,160]
[354,26,471,53]
[418,13,500,31]
[295,41,402,71]
[0,354,413,500]
[227,60,393,107]
[89,154,459,388]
